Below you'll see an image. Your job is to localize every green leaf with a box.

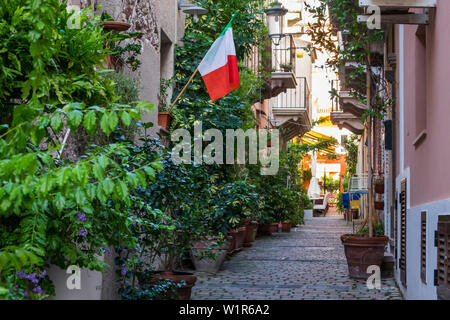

[114,180,129,200]
[150,161,164,171]
[67,110,83,130]
[83,110,97,135]
[75,188,86,206]
[50,113,63,133]
[126,173,139,188]
[102,178,114,196]
[53,193,65,213]
[98,155,109,170]
[143,166,155,179]
[108,111,119,131]
[121,111,132,127]
[100,112,112,136]
[93,163,104,180]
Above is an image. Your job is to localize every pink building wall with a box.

[399,1,450,207]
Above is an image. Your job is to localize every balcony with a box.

[330,81,364,135]
[339,91,367,117]
[270,77,312,141]
[271,35,297,97]
[357,0,435,25]
[244,34,297,100]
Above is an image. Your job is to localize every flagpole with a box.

[168,10,239,113]
[168,68,198,113]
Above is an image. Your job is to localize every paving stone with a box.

[190,215,403,300]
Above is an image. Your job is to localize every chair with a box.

[313,192,330,217]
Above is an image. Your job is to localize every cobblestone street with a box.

[192,214,403,300]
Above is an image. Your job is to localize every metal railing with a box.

[271,77,311,115]
[272,34,296,74]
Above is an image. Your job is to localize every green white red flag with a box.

[198,14,240,101]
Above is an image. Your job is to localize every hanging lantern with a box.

[265,2,288,46]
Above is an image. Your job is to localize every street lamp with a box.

[178,0,208,22]
[265,2,288,46]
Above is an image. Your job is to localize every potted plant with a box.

[100,13,143,71]
[280,63,293,72]
[158,78,174,131]
[243,220,258,247]
[374,176,384,194]
[341,222,388,279]
[302,193,314,220]
[281,222,292,232]
[190,234,230,273]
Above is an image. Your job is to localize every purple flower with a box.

[40,270,47,278]
[137,256,142,263]
[75,213,86,222]
[32,286,43,294]
[104,248,111,255]
[121,268,128,276]
[78,229,88,237]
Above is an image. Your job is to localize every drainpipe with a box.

[390,29,397,247]
[367,50,373,238]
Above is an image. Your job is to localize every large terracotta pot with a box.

[341,234,389,279]
[158,112,173,131]
[281,222,292,233]
[236,226,246,250]
[243,222,258,247]
[270,222,279,233]
[227,230,238,255]
[151,271,197,300]
[190,237,230,273]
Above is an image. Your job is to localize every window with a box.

[437,215,450,300]
[421,211,427,284]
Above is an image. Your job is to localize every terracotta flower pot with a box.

[243,221,258,247]
[158,112,173,131]
[270,222,279,233]
[190,237,229,273]
[151,271,197,300]
[281,222,292,233]
[374,183,384,194]
[227,230,238,255]
[374,201,384,210]
[341,234,389,279]
[236,226,246,250]
[102,21,131,32]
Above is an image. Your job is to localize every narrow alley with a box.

[192,213,403,300]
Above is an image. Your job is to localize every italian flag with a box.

[198,18,240,101]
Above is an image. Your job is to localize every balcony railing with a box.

[272,35,296,74]
[271,77,311,115]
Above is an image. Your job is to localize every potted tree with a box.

[341,222,388,279]
[158,78,174,131]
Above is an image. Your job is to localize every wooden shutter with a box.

[421,211,427,284]
[437,215,450,300]
[399,179,407,287]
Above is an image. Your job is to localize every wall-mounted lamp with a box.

[265,2,288,46]
[178,0,208,22]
